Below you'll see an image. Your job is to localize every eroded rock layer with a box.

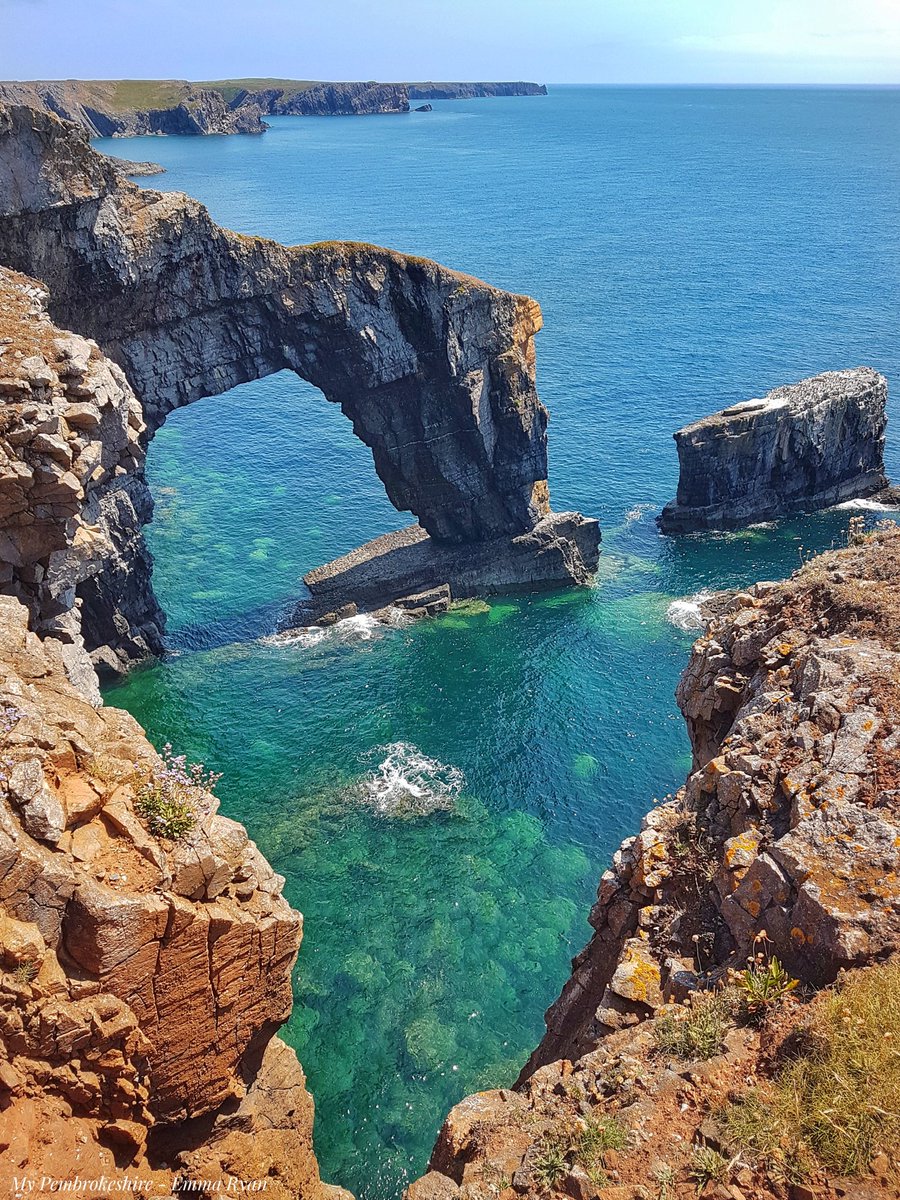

[0,594,341,1199]
[0,104,597,671]
[294,512,600,623]
[0,266,164,681]
[659,368,889,533]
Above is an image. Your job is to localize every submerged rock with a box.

[659,368,889,533]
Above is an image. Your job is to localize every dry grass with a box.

[786,523,900,651]
[722,959,900,1179]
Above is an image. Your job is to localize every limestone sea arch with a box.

[0,105,598,673]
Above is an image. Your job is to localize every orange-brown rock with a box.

[0,593,340,1196]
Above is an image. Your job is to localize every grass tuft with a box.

[653,990,736,1060]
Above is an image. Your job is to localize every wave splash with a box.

[666,590,714,632]
[262,609,411,649]
[625,502,655,523]
[834,497,900,513]
[356,742,465,817]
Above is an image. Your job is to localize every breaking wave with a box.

[355,742,465,817]
[261,609,411,650]
[666,589,714,632]
[624,502,655,523]
[834,497,900,513]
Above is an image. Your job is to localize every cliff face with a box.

[659,368,889,533]
[231,81,410,115]
[412,526,900,1199]
[0,104,597,671]
[0,593,341,1199]
[0,81,266,137]
[407,83,547,99]
[0,266,165,684]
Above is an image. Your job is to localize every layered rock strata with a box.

[412,526,900,1197]
[226,80,410,116]
[291,512,600,624]
[0,594,341,1199]
[0,266,165,684]
[0,105,598,672]
[659,368,890,533]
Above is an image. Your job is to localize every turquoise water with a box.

[99,88,900,1198]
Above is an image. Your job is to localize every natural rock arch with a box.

[0,105,598,672]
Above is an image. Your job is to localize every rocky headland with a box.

[659,368,891,534]
[410,524,900,1200]
[0,104,598,675]
[0,80,547,139]
[407,83,548,100]
[0,80,267,137]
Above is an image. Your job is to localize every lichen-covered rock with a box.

[659,369,889,533]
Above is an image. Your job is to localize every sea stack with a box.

[659,367,889,534]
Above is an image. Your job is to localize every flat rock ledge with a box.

[285,511,600,627]
[659,367,890,534]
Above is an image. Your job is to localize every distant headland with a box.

[0,78,547,137]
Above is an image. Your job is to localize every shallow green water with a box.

[101,86,900,1198]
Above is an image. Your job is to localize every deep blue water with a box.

[99,87,900,1199]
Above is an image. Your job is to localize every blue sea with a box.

[98,86,900,1199]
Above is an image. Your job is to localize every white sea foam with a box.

[624,502,655,523]
[834,497,900,513]
[666,590,714,632]
[261,608,411,650]
[356,742,465,817]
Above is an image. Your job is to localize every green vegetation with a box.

[134,744,221,840]
[81,80,194,112]
[11,960,39,984]
[532,1138,568,1190]
[653,990,736,1060]
[732,935,799,1022]
[722,960,900,1180]
[531,1116,627,1190]
[198,78,320,103]
[575,1115,628,1167]
[689,1144,732,1190]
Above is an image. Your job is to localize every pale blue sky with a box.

[2,0,899,84]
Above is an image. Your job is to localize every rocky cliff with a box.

[0,104,597,673]
[0,80,266,137]
[407,83,547,99]
[0,592,343,1199]
[411,525,900,1200]
[227,80,410,116]
[0,79,546,139]
[659,368,890,533]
